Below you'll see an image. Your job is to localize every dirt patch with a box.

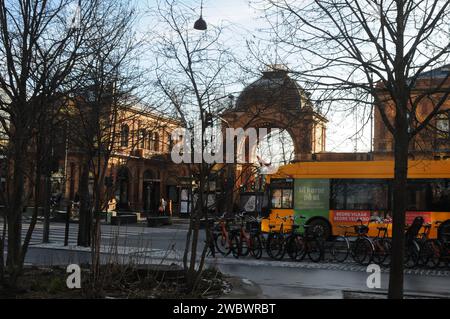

[0,265,229,299]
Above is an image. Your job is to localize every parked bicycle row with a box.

[206,213,450,269]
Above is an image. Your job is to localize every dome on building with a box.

[235,66,311,111]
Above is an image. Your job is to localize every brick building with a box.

[53,103,189,215]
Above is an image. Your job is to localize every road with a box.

[7,220,450,298]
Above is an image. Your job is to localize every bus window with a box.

[271,189,293,209]
[282,189,293,208]
[406,181,428,210]
[431,180,450,211]
[270,179,294,209]
[407,179,450,212]
[330,179,389,210]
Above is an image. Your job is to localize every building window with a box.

[138,129,146,149]
[149,132,159,151]
[167,132,173,152]
[436,112,449,138]
[120,125,129,147]
[149,132,155,151]
[154,132,159,152]
[147,131,153,151]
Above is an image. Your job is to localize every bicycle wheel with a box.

[286,234,304,261]
[215,233,231,256]
[230,233,241,259]
[352,237,373,266]
[294,235,307,261]
[329,236,350,263]
[422,239,442,269]
[267,233,285,260]
[249,234,263,259]
[404,240,420,268]
[372,238,390,265]
[380,239,392,267]
[307,238,323,263]
[239,237,250,257]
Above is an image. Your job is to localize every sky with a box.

[139,0,372,154]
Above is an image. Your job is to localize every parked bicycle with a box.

[230,212,263,259]
[266,214,323,262]
[296,222,324,262]
[404,216,424,268]
[266,214,288,260]
[214,214,236,256]
[328,219,374,266]
[371,224,392,267]
[418,221,450,268]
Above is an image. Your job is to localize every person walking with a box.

[159,197,167,215]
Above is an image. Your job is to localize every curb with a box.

[343,289,450,299]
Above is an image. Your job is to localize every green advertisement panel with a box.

[294,179,330,221]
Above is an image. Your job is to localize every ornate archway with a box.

[222,67,327,162]
[220,66,328,210]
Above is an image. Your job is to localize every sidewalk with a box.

[343,290,450,299]
[170,216,190,225]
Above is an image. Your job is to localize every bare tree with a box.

[62,1,152,287]
[0,0,101,286]
[257,0,450,298]
[148,0,239,292]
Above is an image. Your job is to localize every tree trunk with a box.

[43,174,51,243]
[0,210,6,283]
[78,162,91,247]
[183,220,193,271]
[91,175,104,286]
[388,115,409,299]
[6,152,25,283]
[187,214,200,288]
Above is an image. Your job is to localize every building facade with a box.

[55,105,189,215]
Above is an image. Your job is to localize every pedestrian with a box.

[159,197,167,215]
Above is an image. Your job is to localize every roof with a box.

[269,160,450,179]
[417,64,450,79]
[235,68,312,111]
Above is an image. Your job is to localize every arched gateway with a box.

[222,66,327,163]
[219,66,328,213]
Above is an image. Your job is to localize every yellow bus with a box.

[262,160,450,240]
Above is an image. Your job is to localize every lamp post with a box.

[194,0,207,30]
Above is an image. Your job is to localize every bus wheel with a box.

[306,219,331,240]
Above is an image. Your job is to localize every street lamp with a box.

[194,0,207,30]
